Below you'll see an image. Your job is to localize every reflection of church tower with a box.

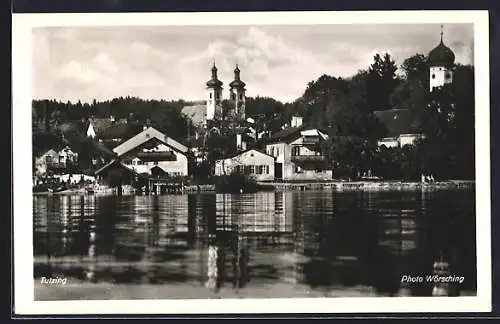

[206,62,223,122]
[229,64,246,121]
[428,25,456,92]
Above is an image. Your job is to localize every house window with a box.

[292,146,300,156]
[276,148,280,156]
[271,147,275,156]
[431,74,436,79]
[239,94,243,100]
[210,93,212,99]
[445,73,451,79]
[265,165,269,174]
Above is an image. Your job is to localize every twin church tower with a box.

[205,62,246,122]
[201,26,454,124]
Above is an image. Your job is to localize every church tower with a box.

[428,25,456,92]
[206,62,223,122]
[229,64,246,121]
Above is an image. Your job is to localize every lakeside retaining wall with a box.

[33,181,474,196]
[257,180,475,192]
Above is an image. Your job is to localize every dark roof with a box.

[94,159,146,176]
[266,126,304,144]
[206,78,223,87]
[428,39,455,68]
[93,140,117,158]
[227,148,275,160]
[98,122,134,140]
[89,118,114,134]
[234,126,252,134]
[229,79,246,88]
[373,109,421,137]
[207,65,223,87]
[32,131,67,156]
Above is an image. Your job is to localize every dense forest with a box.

[32,51,475,180]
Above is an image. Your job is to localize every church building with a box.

[182,62,248,128]
[375,25,456,148]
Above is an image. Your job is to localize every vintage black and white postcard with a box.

[12,10,491,315]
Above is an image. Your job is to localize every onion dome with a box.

[206,63,223,87]
[428,27,455,68]
[229,64,246,89]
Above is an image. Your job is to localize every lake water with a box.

[33,189,477,299]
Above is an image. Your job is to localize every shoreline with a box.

[33,180,475,196]
[257,180,475,192]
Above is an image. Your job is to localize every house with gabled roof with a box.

[95,126,189,184]
[373,109,424,148]
[215,148,275,181]
[264,116,332,181]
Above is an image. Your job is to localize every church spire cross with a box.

[440,24,444,42]
[211,59,218,79]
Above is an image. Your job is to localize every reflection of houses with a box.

[213,192,294,235]
[265,116,332,181]
[214,149,275,181]
[34,146,79,176]
[202,192,296,288]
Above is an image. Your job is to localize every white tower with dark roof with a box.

[428,25,456,92]
[205,62,223,121]
[229,64,246,120]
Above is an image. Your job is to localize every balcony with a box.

[136,151,176,162]
[301,136,320,145]
[291,154,326,162]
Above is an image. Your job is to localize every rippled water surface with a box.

[33,189,476,299]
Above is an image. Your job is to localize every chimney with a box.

[291,116,303,128]
[236,133,242,149]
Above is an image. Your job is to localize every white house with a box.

[57,146,78,168]
[34,149,59,176]
[373,109,424,148]
[265,117,332,181]
[215,149,275,181]
[112,126,189,177]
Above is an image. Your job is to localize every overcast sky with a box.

[33,23,473,104]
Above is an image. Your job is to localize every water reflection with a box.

[33,189,476,298]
